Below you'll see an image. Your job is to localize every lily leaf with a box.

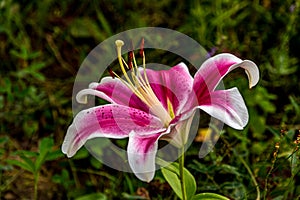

[75,193,107,200]
[35,137,54,171]
[161,162,196,200]
[69,18,104,41]
[192,193,230,200]
[291,150,300,177]
[6,158,35,173]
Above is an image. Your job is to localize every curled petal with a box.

[76,88,112,104]
[198,88,249,130]
[193,53,259,101]
[62,104,165,158]
[236,60,260,88]
[144,62,194,115]
[127,131,166,182]
[76,77,148,112]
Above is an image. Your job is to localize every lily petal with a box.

[62,104,165,158]
[127,131,166,182]
[144,62,194,115]
[198,88,249,129]
[193,53,259,100]
[161,111,197,147]
[76,77,149,112]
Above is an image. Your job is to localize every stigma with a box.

[112,39,172,127]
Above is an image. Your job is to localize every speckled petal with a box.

[144,62,194,115]
[62,104,165,158]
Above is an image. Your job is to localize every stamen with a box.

[114,39,173,126]
[115,40,133,86]
[128,51,133,69]
[115,40,148,103]
[127,40,135,70]
[139,38,144,58]
[108,67,115,79]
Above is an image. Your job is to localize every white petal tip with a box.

[62,149,74,158]
[242,60,260,88]
[61,143,76,158]
[135,172,154,182]
[61,124,78,158]
[88,82,99,89]
[76,89,95,104]
[235,125,244,130]
[66,152,75,158]
[76,95,88,104]
[177,62,187,67]
[75,82,100,104]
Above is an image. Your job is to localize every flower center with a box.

[113,39,172,127]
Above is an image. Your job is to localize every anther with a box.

[139,38,144,58]
[128,51,133,69]
[108,68,115,79]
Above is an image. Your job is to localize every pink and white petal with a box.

[193,53,259,99]
[76,77,149,112]
[144,62,194,115]
[62,104,164,158]
[198,88,249,130]
[127,131,166,182]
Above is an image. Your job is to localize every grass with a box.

[0,0,299,199]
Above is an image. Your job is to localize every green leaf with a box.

[291,150,300,177]
[75,193,107,200]
[6,157,35,173]
[35,137,54,171]
[161,162,196,200]
[29,62,46,71]
[183,167,197,200]
[20,154,36,171]
[95,7,112,36]
[45,149,64,161]
[31,72,45,81]
[69,18,104,41]
[73,148,89,159]
[161,167,181,198]
[52,169,74,189]
[10,48,42,60]
[15,150,38,158]
[192,193,230,200]
[122,192,148,199]
[90,157,102,169]
[218,164,242,177]
[0,136,9,144]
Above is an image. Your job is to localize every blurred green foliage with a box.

[0,0,299,199]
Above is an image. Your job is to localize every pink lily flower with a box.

[62,40,259,182]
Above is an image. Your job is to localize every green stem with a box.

[33,172,39,200]
[179,146,187,200]
[238,156,260,200]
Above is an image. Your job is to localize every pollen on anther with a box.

[128,51,133,69]
[139,38,144,57]
[108,68,115,79]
